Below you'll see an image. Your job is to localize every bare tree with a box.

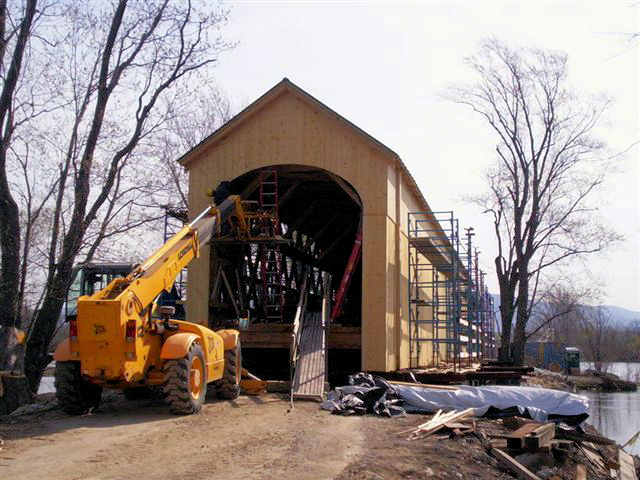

[448,38,619,364]
[0,0,234,404]
[525,281,599,343]
[0,0,43,413]
[580,306,613,372]
[147,84,232,211]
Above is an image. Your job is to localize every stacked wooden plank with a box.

[496,418,638,480]
[504,422,556,451]
[402,408,475,440]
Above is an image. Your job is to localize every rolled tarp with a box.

[322,373,589,424]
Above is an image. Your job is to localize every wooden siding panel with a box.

[185,88,421,372]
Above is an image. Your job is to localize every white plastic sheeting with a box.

[395,384,589,422]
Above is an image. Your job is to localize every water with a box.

[580,361,640,382]
[581,390,640,455]
[577,362,640,454]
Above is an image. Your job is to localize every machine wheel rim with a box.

[189,356,204,400]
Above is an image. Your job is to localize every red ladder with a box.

[259,169,284,322]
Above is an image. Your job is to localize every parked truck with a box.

[54,195,249,414]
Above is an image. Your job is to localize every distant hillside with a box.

[489,295,640,330]
[592,305,640,327]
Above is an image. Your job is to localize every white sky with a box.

[211,0,640,310]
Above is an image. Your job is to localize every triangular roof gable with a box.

[177,78,430,212]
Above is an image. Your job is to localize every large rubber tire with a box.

[54,361,102,415]
[216,341,241,400]
[163,342,207,414]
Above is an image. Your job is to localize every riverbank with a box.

[525,368,638,393]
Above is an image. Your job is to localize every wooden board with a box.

[619,449,638,480]
[292,312,326,401]
[524,423,555,451]
[407,408,474,439]
[504,423,542,450]
[492,448,542,480]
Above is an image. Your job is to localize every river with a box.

[579,362,640,455]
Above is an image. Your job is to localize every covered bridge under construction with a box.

[177,79,496,394]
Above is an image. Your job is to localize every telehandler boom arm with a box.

[95,195,244,312]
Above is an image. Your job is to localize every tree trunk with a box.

[0,128,26,413]
[497,284,514,362]
[25,268,72,393]
[0,326,32,414]
[511,273,530,366]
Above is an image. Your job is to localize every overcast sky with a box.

[211,0,639,311]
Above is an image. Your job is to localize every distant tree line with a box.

[526,284,640,370]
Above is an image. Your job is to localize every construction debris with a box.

[323,372,589,424]
[620,449,639,480]
[408,412,638,479]
[403,408,475,439]
[491,447,542,480]
[321,373,405,417]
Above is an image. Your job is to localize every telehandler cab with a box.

[54,194,249,414]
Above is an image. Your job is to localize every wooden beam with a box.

[407,409,475,439]
[313,213,341,244]
[290,201,318,231]
[618,449,638,480]
[220,269,240,318]
[278,181,301,208]
[326,171,361,207]
[240,175,262,200]
[386,380,458,391]
[492,448,542,480]
[318,225,354,263]
[235,268,246,312]
[210,265,223,302]
[524,423,555,451]
[504,422,541,450]
[240,331,292,349]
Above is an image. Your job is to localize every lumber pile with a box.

[399,411,639,479]
[402,408,475,440]
[495,418,637,479]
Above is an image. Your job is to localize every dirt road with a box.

[0,393,364,480]
[1,391,523,479]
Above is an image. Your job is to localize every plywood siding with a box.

[182,82,443,371]
[384,160,442,370]
[185,90,397,371]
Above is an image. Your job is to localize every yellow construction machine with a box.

[54,194,250,415]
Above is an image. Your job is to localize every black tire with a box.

[216,341,241,400]
[163,342,207,414]
[54,361,102,415]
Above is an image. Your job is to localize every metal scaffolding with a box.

[408,211,462,370]
[408,211,497,370]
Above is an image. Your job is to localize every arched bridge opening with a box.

[207,164,363,383]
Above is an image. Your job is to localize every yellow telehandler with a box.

[54,194,250,414]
